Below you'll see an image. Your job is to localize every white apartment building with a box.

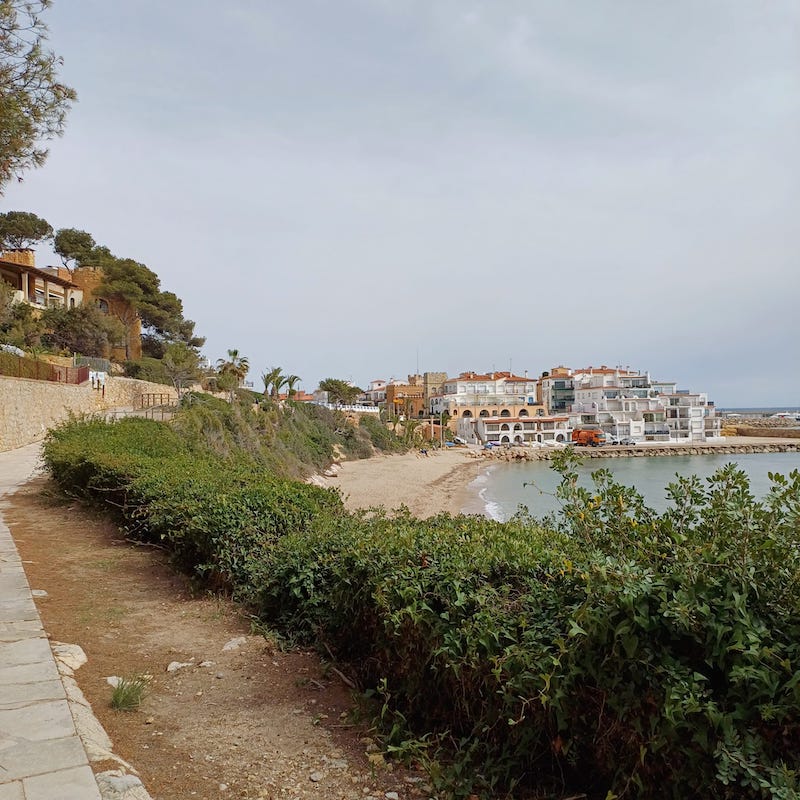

[430,371,545,424]
[567,366,721,442]
[467,415,571,446]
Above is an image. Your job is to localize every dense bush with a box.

[42,416,343,589]
[359,413,408,453]
[123,356,172,385]
[42,415,800,798]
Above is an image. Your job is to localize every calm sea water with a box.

[463,452,800,521]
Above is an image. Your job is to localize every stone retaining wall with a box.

[0,375,178,452]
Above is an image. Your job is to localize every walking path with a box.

[0,443,102,799]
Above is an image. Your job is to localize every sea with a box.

[462,405,800,521]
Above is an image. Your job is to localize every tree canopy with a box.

[40,303,124,357]
[0,1,76,191]
[0,209,52,249]
[95,256,202,359]
[163,341,200,399]
[318,377,362,405]
[53,227,94,271]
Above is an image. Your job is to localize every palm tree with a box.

[261,366,283,400]
[285,374,301,399]
[271,374,289,401]
[217,348,249,385]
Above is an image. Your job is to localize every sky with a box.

[3,1,799,406]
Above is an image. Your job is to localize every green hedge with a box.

[42,417,343,589]
[42,417,800,798]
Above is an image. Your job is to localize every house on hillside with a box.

[0,249,83,310]
[0,249,141,362]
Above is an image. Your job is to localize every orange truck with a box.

[571,428,607,447]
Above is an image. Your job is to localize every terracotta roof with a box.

[0,258,79,289]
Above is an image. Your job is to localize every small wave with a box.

[482,497,505,522]
[477,482,505,522]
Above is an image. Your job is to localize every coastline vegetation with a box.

[42,405,800,799]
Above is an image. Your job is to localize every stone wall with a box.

[0,375,179,452]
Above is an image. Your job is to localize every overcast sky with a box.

[4,1,798,406]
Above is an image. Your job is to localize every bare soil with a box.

[6,478,427,800]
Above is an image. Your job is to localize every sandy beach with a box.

[319,434,799,519]
[321,448,485,518]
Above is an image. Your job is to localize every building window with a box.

[500,409,510,417]
[96,298,109,313]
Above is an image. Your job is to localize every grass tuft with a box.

[110,674,149,711]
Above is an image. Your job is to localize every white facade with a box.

[430,371,544,420]
[567,367,721,442]
[363,379,387,406]
[465,415,571,445]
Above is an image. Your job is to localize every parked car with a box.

[620,437,637,446]
[607,436,621,445]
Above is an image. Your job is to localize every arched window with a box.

[500,409,511,417]
[500,423,510,431]
[69,297,76,309]
[519,409,529,417]
[462,410,472,417]
[479,410,489,417]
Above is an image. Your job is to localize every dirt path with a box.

[6,478,428,800]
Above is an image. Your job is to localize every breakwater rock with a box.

[472,441,800,462]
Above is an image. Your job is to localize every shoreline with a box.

[323,437,800,520]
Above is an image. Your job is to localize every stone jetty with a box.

[473,440,800,463]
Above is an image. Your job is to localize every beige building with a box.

[430,370,546,427]
[0,250,83,311]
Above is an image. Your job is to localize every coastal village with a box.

[347,366,723,447]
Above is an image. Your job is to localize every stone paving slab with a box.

[0,781,24,799]
[0,658,59,685]
[23,764,101,800]
[0,619,44,642]
[0,698,78,742]
[0,635,53,667]
[0,734,89,782]
[0,678,64,710]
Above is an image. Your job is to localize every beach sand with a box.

[321,448,485,518]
